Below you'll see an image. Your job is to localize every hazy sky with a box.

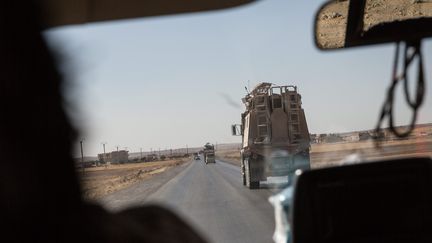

[44,0,432,157]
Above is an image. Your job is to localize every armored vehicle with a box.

[232,82,310,189]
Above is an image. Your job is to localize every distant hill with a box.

[311,123,432,143]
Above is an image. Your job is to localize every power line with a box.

[101,142,107,168]
[80,139,85,174]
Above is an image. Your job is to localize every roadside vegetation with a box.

[79,158,190,200]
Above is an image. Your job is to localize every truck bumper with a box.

[264,154,310,177]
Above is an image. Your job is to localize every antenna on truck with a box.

[245,80,251,95]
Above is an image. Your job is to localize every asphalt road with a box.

[101,159,284,243]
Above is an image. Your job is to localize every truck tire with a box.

[241,159,246,186]
[245,159,259,189]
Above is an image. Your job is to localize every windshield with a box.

[44,1,432,242]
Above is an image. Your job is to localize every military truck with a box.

[232,82,310,189]
[203,143,216,164]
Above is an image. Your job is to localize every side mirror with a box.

[231,124,242,136]
[315,0,432,50]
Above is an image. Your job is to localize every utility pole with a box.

[140,147,143,161]
[80,139,84,174]
[101,142,107,168]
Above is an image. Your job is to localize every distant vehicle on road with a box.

[205,153,215,164]
[203,143,216,164]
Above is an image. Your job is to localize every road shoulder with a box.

[96,161,194,211]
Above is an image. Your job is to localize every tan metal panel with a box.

[271,108,289,144]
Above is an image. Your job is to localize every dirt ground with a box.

[316,0,432,49]
[79,158,189,200]
[216,136,432,168]
[216,150,241,166]
[311,137,432,168]
[81,130,431,199]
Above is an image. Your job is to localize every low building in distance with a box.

[98,150,129,164]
